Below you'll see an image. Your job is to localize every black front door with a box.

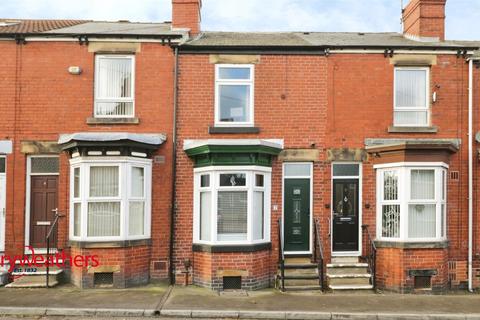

[332,179,359,252]
[284,179,310,252]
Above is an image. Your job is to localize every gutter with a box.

[468,58,474,292]
[168,46,179,285]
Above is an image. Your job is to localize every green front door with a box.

[284,179,310,252]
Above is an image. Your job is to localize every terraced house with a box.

[1,0,480,294]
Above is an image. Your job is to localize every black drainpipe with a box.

[168,46,179,285]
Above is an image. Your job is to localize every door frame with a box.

[331,162,362,257]
[282,162,313,255]
[24,155,59,254]
[0,155,6,253]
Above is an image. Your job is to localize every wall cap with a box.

[86,117,140,125]
[388,126,438,133]
[69,239,151,248]
[375,240,449,249]
[192,242,271,253]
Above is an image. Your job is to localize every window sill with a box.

[192,242,271,253]
[86,117,140,125]
[209,126,260,134]
[388,126,438,133]
[69,238,151,249]
[374,240,448,249]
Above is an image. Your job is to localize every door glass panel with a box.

[292,200,301,223]
[333,164,359,177]
[284,164,311,177]
[334,183,357,217]
[31,157,59,174]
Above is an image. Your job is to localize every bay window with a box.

[70,157,151,241]
[194,167,270,245]
[215,64,254,127]
[376,163,447,241]
[394,67,429,127]
[95,55,135,118]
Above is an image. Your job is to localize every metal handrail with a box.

[46,209,63,288]
[313,218,325,291]
[277,219,285,292]
[362,224,377,289]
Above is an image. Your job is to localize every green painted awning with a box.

[184,139,283,167]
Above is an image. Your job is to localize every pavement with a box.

[0,284,480,319]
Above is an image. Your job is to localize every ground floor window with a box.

[194,166,271,245]
[70,157,152,241]
[375,163,447,242]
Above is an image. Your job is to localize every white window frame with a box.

[214,64,255,127]
[94,54,136,119]
[393,66,430,127]
[69,157,152,242]
[193,166,271,245]
[375,162,447,242]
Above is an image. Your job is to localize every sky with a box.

[1,0,479,40]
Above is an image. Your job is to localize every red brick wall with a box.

[403,0,446,40]
[176,51,473,291]
[172,0,201,35]
[0,40,175,286]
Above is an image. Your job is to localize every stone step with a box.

[11,268,63,276]
[284,278,321,287]
[284,285,323,291]
[326,266,368,275]
[282,268,318,277]
[5,275,59,288]
[284,257,312,265]
[282,263,317,269]
[331,256,359,264]
[329,284,374,291]
[328,275,372,286]
[327,262,369,268]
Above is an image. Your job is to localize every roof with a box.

[183,31,480,50]
[0,19,185,38]
[58,132,166,146]
[0,19,88,34]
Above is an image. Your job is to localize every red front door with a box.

[30,176,58,248]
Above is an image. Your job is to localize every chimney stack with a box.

[402,0,446,41]
[172,0,202,36]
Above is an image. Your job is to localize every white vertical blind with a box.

[73,203,81,237]
[200,192,211,241]
[129,202,144,236]
[411,170,435,199]
[95,56,134,117]
[408,204,436,238]
[394,68,428,126]
[87,202,121,237]
[131,167,144,197]
[252,191,264,240]
[90,166,119,197]
[217,191,248,241]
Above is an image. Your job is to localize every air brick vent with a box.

[94,272,114,288]
[414,276,432,290]
[223,276,242,290]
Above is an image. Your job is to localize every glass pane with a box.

[31,157,59,174]
[73,203,81,237]
[201,175,210,188]
[219,67,251,80]
[333,164,359,176]
[97,57,133,98]
[411,170,435,200]
[219,85,250,122]
[131,167,144,197]
[217,191,248,241]
[95,102,134,117]
[200,192,211,241]
[74,168,80,198]
[284,164,311,177]
[408,204,436,238]
[253,191,264,240]
[442,171,446,201]
[90,166,119,197]
[383,171,398,201]
[394,111,428,126]
[255,174,264,187]
[382,204,400,238]
[395,69,427,108]
[0,158,5,173]
[220,173,246,187]
[441,204,445,238]
[129,201,145,236]
[87,202,121,237]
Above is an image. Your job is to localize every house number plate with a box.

[293,188,301,195]
[292,227,301,235]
